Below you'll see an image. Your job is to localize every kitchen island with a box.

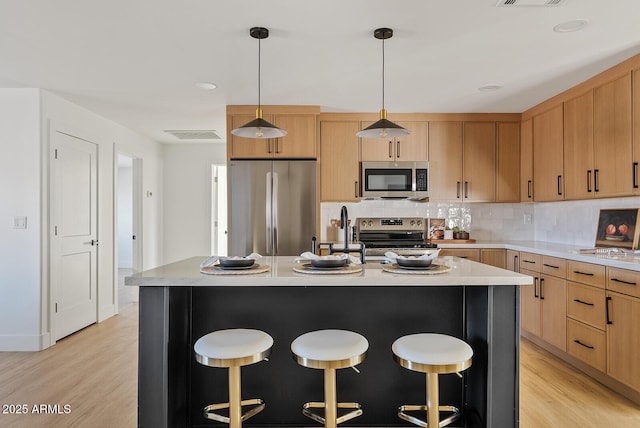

[126,256,532,428]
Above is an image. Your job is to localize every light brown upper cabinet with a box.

[496,122,520,202]
[227,106,318,159]
[359,121,428,161]
[428,122,463,200]
[634,68,640,193]
[429,121,496,202]
[520,118,534,202]
[593,73,633,197]
[320,121,360,202]
[533,104,565,201]
[462,122,496,202]
[564,90,595,200]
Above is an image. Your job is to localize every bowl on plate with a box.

[309,256,347,268]
[396,258,433,268]
[218,257,255,268]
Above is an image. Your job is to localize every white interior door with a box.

[50,131,98,341]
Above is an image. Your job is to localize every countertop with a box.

[435,240,640,271]
[125,255,532,287]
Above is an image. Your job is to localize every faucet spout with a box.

[340,205,349,253]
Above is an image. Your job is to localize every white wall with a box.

[0,89,164,351]
[0,89,43,349]
[162,143,227,264]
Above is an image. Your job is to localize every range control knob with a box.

[361,220,367,228]
[410,220,415,226]
[368,221,373,227]
[417,220,422,227]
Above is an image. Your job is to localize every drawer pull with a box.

[573,339,594,350]
[522,260,536,264]
[543,263,559,269]
[610,278,637,286]
[606,296,613,325]
[573,298,594,307]
[573,270,594,277]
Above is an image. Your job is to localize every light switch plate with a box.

[13,216,27,229]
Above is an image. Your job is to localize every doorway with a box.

[116,153,141,306]
[211,164,228,256]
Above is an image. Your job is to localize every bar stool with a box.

[194,328,273,428]
[291,329,368,428]
[392,333,473,428]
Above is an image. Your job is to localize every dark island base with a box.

[138,285,519,428]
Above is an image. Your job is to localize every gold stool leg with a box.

[229,366,241,428]
[325,368,337,428]
[427,372,439,428]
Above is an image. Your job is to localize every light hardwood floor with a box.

[1,294,639,427]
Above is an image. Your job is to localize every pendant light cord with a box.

[258,35,261,110]
[381,36,385,111]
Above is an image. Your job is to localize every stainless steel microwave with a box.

[360,161,429,199]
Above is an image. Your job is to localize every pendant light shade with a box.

[231,27,287,139]
[357,28,410,139]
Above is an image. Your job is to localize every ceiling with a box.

[1,0,639,144]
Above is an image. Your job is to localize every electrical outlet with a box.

[13,216,27,229]
[523,213,532,225]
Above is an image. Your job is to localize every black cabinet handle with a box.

[574,340,594,350]
[557,175,563,196]
[522,259,536,264]
[539,277,545,300]
[610,278,637,286]
[587,170,592,193]
[606,296,613,325]
[397,141,400,158]
[456,181,461,199]
[633,162,639,189]
[389,141,393,158]
[355,181,359,198]
[266,140,272,153]
[514,255,519,272]
[594,169,599,192]
[573,270,594,277]
[573,298,594,307]
[543,263,559,269]
[464,181,469,199]
[533,277,539,298]
[527,180,532,199]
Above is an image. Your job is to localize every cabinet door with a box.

[229,113,274,158]
[533,104,565,201]
[360,121,428,161]
[540,274,567,351]
[520,267,541,336]
[496,122,520,202]
[606,291,640,390]
[320,121,360,202]
[394,121,428,161]
[480,249,506,269]
[520,118,534,201]
[273,114,317,158]
[594,73,633,197]
[506,250,519,272]
[428,122,463,200]
[463,122,495,202]
[564,90,594,200]
[633,68,640,192]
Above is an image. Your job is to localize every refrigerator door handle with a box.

[266,171,272,255]
[273,172,279,254]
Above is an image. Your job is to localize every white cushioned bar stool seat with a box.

[392,333,473,428]
[291,329,368,428]
[194,329,273,428]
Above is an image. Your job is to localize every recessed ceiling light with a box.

[195,82,217,90]
[478,84,502,92]
[553,19,588,33]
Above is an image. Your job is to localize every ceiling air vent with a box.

[496,0,565,6]
[164,130,222,140]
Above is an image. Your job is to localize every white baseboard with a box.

[0,332,51,351]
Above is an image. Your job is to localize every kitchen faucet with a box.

[340,205,349,253]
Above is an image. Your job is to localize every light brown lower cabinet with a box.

[439,248,480,262]
[606,290,640,391]
[480,249,506,269]
[567,318,607,372]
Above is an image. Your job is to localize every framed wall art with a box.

[594,208,640,249]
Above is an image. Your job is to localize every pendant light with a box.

[231,27,287,139]
[357,28,410,139]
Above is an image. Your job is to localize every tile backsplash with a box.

[321,196,640,247]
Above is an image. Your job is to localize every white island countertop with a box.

[126,255,533,287]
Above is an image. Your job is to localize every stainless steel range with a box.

[355,217,438,258]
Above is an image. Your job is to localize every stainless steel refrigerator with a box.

[228,160,317,256]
